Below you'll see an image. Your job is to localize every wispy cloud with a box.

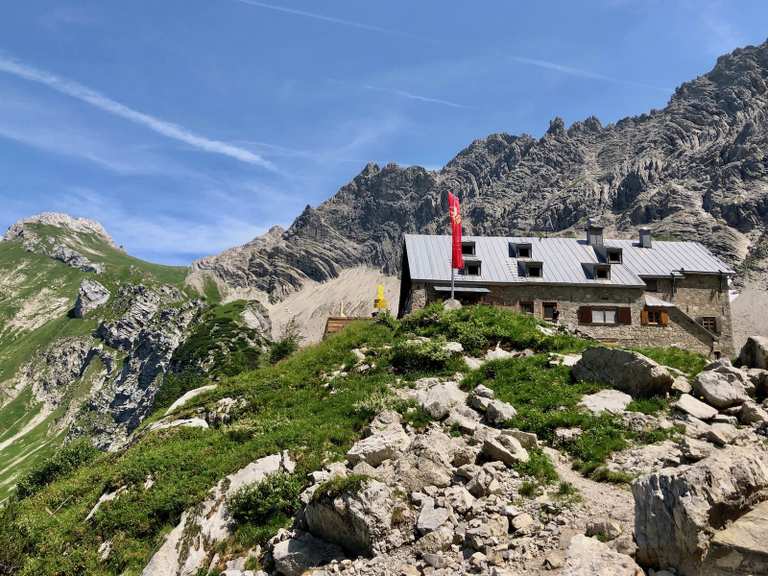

[509,56,673,93]
[362,84,471,109]
[0,53,274,169]
[228,0,424,41]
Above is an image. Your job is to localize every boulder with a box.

[73,279,110,318]
[572,347,673,397]
[705,500,768,575]
[346,411,410,467]
[633,446,768,575]
[165,385,218,415]
[304,479,396,556]
[672,376,693,394]
[693,370,749,409]
[272,532,345,576]
[416,503,450,534]
[441,341,464,354]
[485,399,517,424]
[673,394,718,421]
[412,379,467,420]
[485,344,516,361]
[737,336,768,369]
[579,389,632,414]
[563,535,644,576]
[481,435,529,466]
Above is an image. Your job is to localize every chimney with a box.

[639,227,652,248]
[585,218,604,249]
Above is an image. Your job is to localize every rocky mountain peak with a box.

[4,212,117,248]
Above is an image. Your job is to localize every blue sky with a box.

[1,1,766,264]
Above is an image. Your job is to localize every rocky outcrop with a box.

[4,212,116,273]
[141,452,295,576]
[573,347,673,397]
[72,285,202,450]
[579,389,633,414]
[633,446,768,575]
[73,279,110,318]
[706,500,768,575]
[193,40,768,310]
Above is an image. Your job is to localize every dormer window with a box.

[461,242,476,256]
[509,243,532,258]
[522,261,542,278]
[595,265,611,280]
[462,261,481,276]
[607,248,622,264]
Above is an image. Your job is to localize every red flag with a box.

[448,192,464,269]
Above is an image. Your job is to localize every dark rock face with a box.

[195,40,768,300]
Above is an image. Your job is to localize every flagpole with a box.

[451,266,455,301]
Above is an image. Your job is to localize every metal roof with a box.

[404,234,734,288]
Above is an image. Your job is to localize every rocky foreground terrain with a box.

[193,40,768,343]
[130,331,768,576]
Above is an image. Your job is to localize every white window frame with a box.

[592,309,617,325]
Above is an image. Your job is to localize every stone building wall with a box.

[412,276,730,357]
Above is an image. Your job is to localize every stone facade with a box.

[403,274,732,357]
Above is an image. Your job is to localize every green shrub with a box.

[390,337,453,373]
[16,439,99,499]
[557,481,577,497]
[400,304,587,356]
[269,318,303,364]
[0,500,28,575]
[513,448,558,484]
[519,480,537,498]
[227,472,303,526]
[312,474,369,502]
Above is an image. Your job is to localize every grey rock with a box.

[741,400,768,425]
[272,532,345,576]
[484,398,517,424]
[573,347,673,398]
[563,535,643,575]
[73,279,110,318]
[304,479,396,556]
[673,393,718,421]
[416,505,450,534]
[579,389,633,414]
[481,434,529,466]
[411,379,467,420]
[633,445,768,575]
[671,376,692,394]
[705,500,768,575]
[693,369,750,409]
[346,411,410,467]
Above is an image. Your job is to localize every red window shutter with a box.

[660,310,670,327]
[577,307,592,324]
[640,309,649,325]
[617,308,632,325]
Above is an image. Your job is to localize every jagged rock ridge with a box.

[194,39,768,300]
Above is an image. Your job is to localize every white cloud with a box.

[509,56,673,93]
[0,53,274,169]
[362,84,471,109]
[229,0,424,40]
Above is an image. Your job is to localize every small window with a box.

[519,301,534,314]
[462,261,481,276]
[644,278,658,292]
[543,302,558,321]
[607,249,622,263]
[647,309,663,325]
[592,309,617,325]
[461,242,476,256]
[595,266,611,280]
[526,263,542,278]
[517,245,531,258]
[701,317,718,333]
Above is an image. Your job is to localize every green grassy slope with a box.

[0,305,708,575]
[0,225,191,500]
